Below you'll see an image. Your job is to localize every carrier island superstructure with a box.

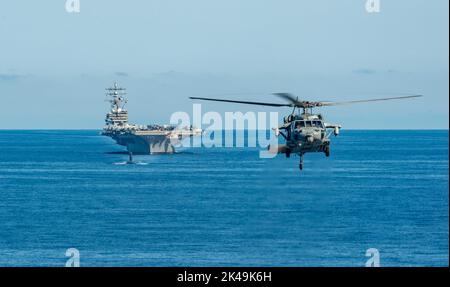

[102,82,201,154]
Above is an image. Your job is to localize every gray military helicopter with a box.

[190,93,422,171]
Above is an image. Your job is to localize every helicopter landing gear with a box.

[299,154,304,171]
[324,145,330,157]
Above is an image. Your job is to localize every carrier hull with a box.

[108,133,175,154]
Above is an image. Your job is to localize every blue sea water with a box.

[0,130,448,267]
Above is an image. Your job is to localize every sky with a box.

[0,0,448,129]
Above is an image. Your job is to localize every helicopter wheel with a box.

[324,145,330,157]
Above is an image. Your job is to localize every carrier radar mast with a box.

[105,82,129,126]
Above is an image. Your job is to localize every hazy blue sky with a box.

[0,0,448,129]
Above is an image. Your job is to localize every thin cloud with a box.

[0,73,28,81]
[114,72,129,77]
[352,69,378,75]
[352,69,397,75]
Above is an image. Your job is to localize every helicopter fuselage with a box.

[273,113,341,169]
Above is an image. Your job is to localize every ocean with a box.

[0,130,448,266]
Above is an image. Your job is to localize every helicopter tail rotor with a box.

[268,144,288,154]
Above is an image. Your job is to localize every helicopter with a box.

[190,93,422,171]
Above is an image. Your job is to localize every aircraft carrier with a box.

[102,82,201,154]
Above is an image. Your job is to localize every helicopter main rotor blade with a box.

[189,97,292,107]
[273,93,298,104]
[318,95,423,106]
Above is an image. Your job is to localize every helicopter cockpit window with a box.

[305,121,312,127]
[313,121,323,128]
[295,121,305,130]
